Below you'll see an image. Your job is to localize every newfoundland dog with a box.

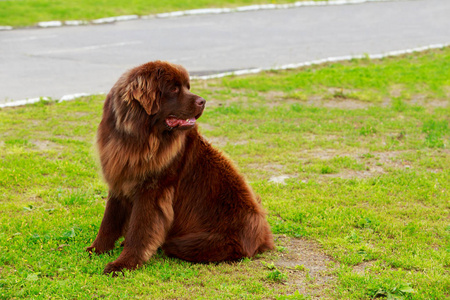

[87,61,273,275]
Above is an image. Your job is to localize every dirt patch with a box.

[246,162,286,180]
[203,135,228,147]
[71,112,91,117]
[409,94,427,105]
[309,149,366,160]
[205,98,244,108]
[247,162,284,172]
[424,99,448,108]
[203,91,252,108]
[389,84,404,98]
[298,150,422,180]
[268,175,292,184]
[198,123,217,132]
[261,91,300,108]
[321,99,371,110]
[352,261,375,275]
[233,140,249,145]
[301,134,342,143]
[31,139,62,151]
[28,196,44,203]
[373,151,412,170]
[323,151,414,179]
[324,169,381,179]
[408,94,449,108]
[262,90,285,100]
[53,135,85,142]
[265,235,338,298]
[319,88,373,110]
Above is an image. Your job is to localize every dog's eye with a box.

[171,86,180,93]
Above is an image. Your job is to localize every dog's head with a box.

[114,61,205,133]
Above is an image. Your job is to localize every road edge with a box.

[1,0,396,30]
[1,43,448,108]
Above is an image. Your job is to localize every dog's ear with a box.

[124,73,160,115]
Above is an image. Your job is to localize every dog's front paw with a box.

[86,242,114,255]
[86,245,107,255]
[103,260,139,276]
[103,262,126,276]
[86,245,98,256]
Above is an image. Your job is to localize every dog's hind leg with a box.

[163,213,273,263]
[162,232,250,262]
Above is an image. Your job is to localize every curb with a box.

[191,43,450,79]
[1,43,447,109]
[1,0,394,30]
[0,93,95,108]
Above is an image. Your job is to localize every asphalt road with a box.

[0,0,449,103]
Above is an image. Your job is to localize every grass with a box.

[0,48,449,299]
[1,0,306,27]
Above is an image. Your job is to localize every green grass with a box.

[1,48,449,299]
[0,0,304,27]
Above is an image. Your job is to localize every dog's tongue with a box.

[166,117,196,127]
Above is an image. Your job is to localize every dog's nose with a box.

[195,97,206,107]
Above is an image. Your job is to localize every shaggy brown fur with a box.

[87,61,274,275]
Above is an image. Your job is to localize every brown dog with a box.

[87,61,274,275]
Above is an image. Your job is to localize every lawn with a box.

[0,48,449,299]
[0,0,304,27]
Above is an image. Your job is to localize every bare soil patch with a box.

[248,162,284,173]
[309,149,366,160]
[324,169,381,179]
[31,139,61,151]
[199,123,218,132]
[306,150,418,180]
[269,235,338,298]
[203,135,228,147]
[245,162,289,181]
[352,261,375,275]
[321,99,371,110]
[71,112,92,117]
[53,135,86,142]
[268,175,292,184]
[426,99,448,107]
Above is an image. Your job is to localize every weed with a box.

[266,269,288,283]
[360,125,377,136]
[368,282,415,300]
[276,290,308,300]
[392,98,408,112]
[422,119,448,148]
[294,264,307,272]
